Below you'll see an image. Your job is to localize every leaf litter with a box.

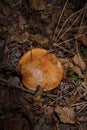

[0,0,87,130]
[55,106,75,124]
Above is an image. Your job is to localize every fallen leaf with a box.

[31,0,46,11]
[71,66,84,77]
[82,72,87,90]
[2,6,11,16]
[55,106,75,124]
[82,82,87,90]
[4,0,15,5]
[60,57,84,78]
[60,58,73,69]
[10,32,29,43]
[73,53,86,71]
[59,57,74,76]
[44,106,54,116]
[33,87,44,101]
[45,26,53,35]
[78,35,87,47]
[77,115,87,122]
[19,15,26,30]
[31,34,49,45]
[3,115,30,130]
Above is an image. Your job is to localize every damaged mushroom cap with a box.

[18,48,64,91]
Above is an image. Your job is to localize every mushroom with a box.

[18,48,63,91]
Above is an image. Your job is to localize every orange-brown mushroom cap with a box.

[18,48,64,91]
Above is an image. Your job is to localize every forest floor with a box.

[0,0,87,130]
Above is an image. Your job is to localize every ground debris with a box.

[31,34,49,45]
[55,106,76,124]
[30,0,46,11]
[73,53,86,71]
[78,34,87,47]
[0,0,87,130]
[9,32,29,43]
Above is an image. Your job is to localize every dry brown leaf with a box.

[60,57,85,78]
[73,53,86,71]
[44,106,54,116]
[10,32,29,43]
[82,72,87,90]
[82,82,87,90]
[85,72,87,84]
[19,15,26,30]
[31,34,49,45]
[60,58,74,76]
[71,66,84,77]
[45,26,53,35]
[78,35,87,47]
[60,58,73,70]
[33,87,44,101]
[31,0,46,11]
[55,106,75,124]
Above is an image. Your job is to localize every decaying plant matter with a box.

[0,0,87,130]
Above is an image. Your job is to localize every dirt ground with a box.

[0,0,87,130]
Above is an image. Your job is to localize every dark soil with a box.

[0,0,87,130]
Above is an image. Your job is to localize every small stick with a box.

[57,8,85,43]
[0,78,35,94]
[54,9,81,43]
[52,0,68,42]
[76,104,87,116]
